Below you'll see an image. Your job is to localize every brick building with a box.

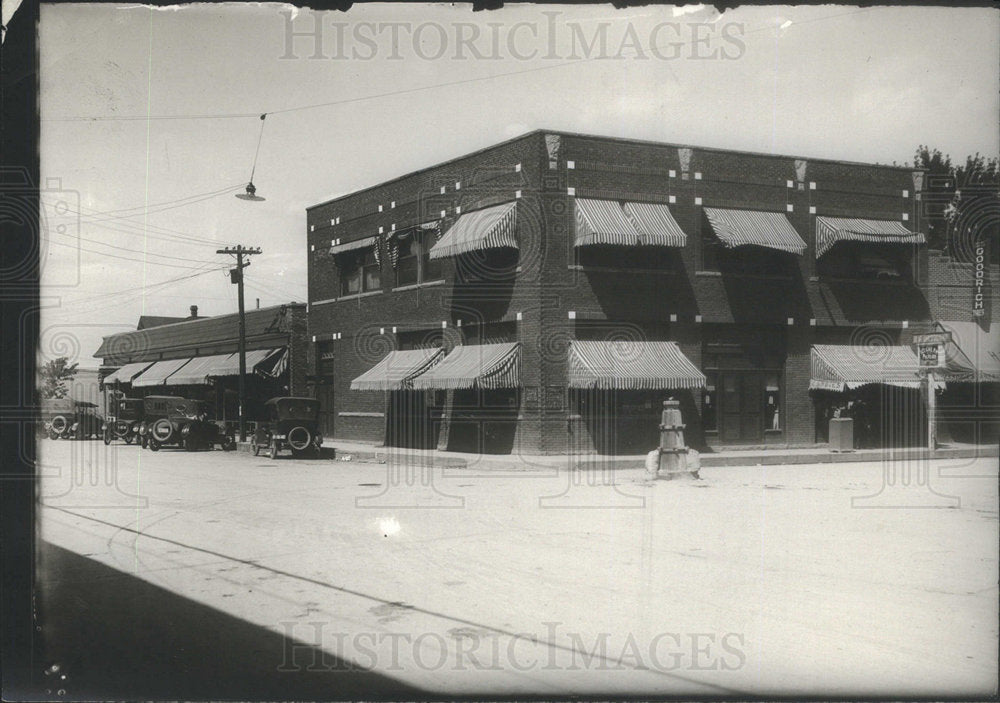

[306,130,980,454]
[94,303,308,423]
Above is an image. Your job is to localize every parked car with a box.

[41,398,103,440]
[138,395,187,448]
[252,397,323,459]
[147,399,236,452]
[102,397,144,445]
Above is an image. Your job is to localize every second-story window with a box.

[817,243,912,281]
[339,247,380,296]
[394,229,442,287]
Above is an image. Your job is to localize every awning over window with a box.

[410,342,520,390]
[568,340,706,390]
[102,361,154,385]
[704,207,807,255]
[809,345,922,392]
[163,353,238,386]
[574,198,644,246]
[329,236,378,256]
[428,202,517,260]
[132,358,193,387]
[623,202,687,247]
[211,348,284,377]
[815,217,924,258]
[351,348,445,391]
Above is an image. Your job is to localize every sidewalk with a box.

[238,438,998,471]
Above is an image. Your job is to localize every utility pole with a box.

[217,245,262,442]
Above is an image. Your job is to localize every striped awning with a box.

[568,340,706,390]
[132,358,193,387]
[809,345,923,392]
[351,348,445,391]
[574,198,644,246]
[704,207,807,255]
[329,236,377,256]
[410,342,520,390]
[937,321,1000,383]
[429,202,517,260]
[102,361,154,385]
[211,348,283,377]
[623,202,687,247]
[164,353,237,386]
[815,217,924,258]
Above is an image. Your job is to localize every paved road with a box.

[38,439,998,697]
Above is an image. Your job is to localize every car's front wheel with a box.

[148,438,160,451]
[103,427,113,445]
[268,440,279,460]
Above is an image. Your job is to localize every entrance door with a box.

[317,385,335,437]
[719,372,763,443]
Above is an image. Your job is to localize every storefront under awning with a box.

[568,340,706,389]
[131,358,193,387]
[704,207,807,255]
[809,345,923,392]
[815,217,924,258]
[351,348,445,391]
[428,202,517,260]
[937,321,1000,382]
[410,342,520,390]
[102,361,154,385]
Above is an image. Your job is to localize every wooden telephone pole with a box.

[217,245,262,442]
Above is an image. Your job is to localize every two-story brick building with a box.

[305,130,972,455]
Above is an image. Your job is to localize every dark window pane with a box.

[363,264,381,291]
[396,256,418,287]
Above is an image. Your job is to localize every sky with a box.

[36,2,999,367]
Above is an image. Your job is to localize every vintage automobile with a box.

[102,397,144,445]
[138,395,187,448]
[41,398,103,440]
[146,398,236,452]
[252,397,323,459]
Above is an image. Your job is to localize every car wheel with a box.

[252,443,260,456]
[125,434,134,445]
[268,440,279,460]
[222,436,235,452]
[103,427,113,445]
[148,438,160,452]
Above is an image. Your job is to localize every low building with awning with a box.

[704,207,807,255]
[350,348,444,391]
[94,303,307,425]
[428,202,518,260]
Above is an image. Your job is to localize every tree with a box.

[914,146,999,255]
[39,357,78,399]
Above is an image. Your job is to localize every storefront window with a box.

[703,373,717,432]
[765,371,781,430]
